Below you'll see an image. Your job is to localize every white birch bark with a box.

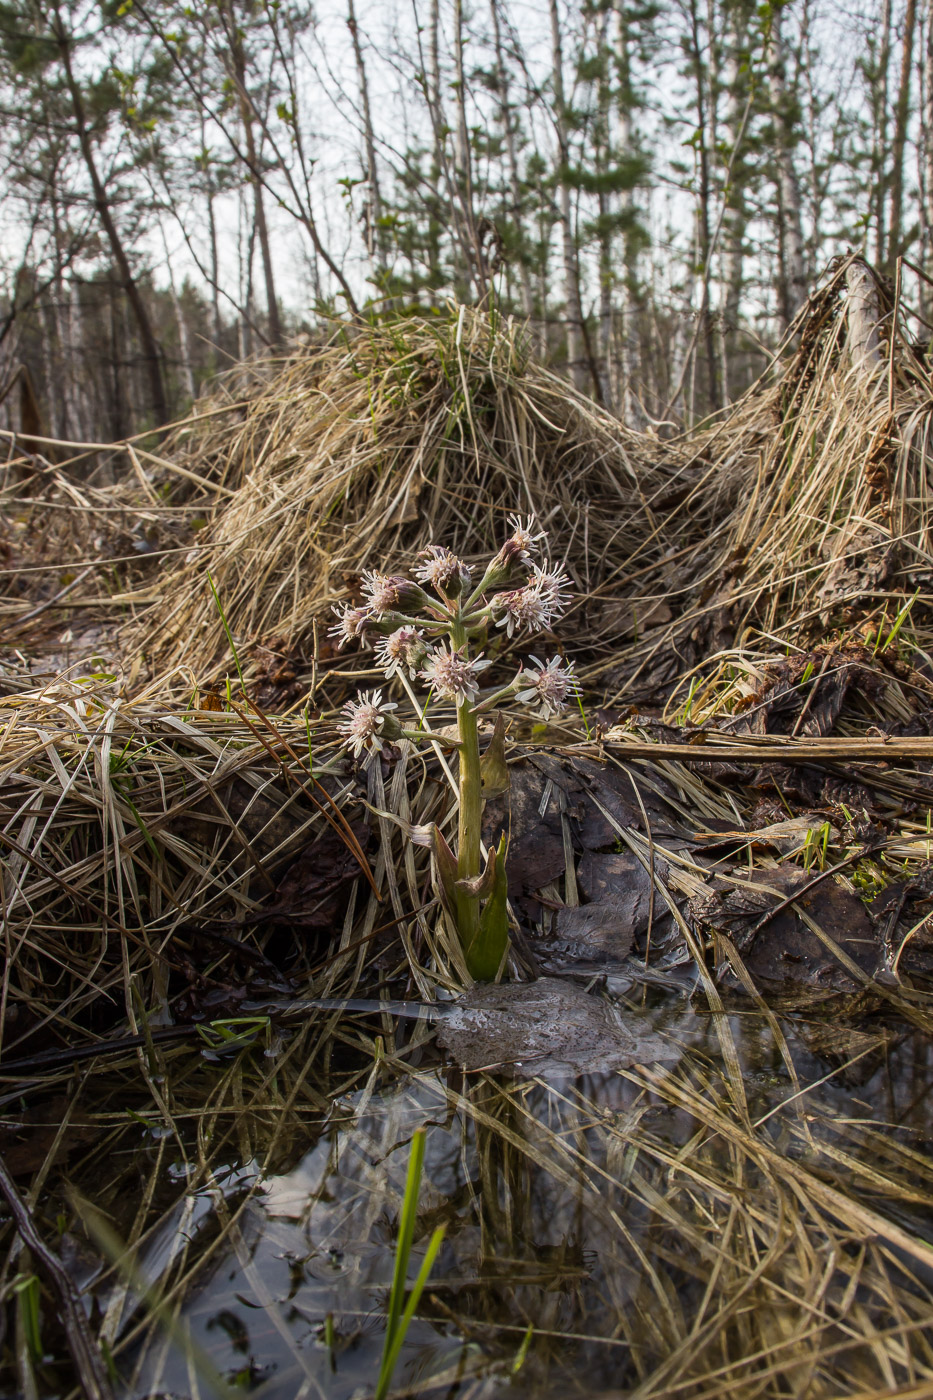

[769,5,808,330]
[548,0,586,390]
[846,260,884,382]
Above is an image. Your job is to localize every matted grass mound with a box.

[137,309,704,680]
[3,257,932,708]
[0,676,382,1059]
[136,260,933,703]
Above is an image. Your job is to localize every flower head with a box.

[414,545,472,598]
[492,583,553,637]
[530,561,573,615]
[501,513,547,567]
[419,643,491,707]
[337,688,399,757]
[375,625,427,679]
[329,602,371,649]
[361,570,418,617]
[515,655,580,720]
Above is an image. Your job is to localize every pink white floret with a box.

[419,644,491,706]
[361,571,414,617]
[375,626,427,679]
[329,602,371,649]
[515,655,580,720]
[337,689,399,757]
[529,561,573,614]
[493,584,552,637]
[503,512,547,565]
[414,546,471,597]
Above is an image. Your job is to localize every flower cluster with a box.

[419,644,492,707]
[336,689,400,757]
[329,512,583,982]
[332,512,579,758]
[516,655,580,720]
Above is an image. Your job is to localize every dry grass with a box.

[0,675,377,1061]
[119,256,932,704]
[4,258,933,1398]
[133,308,684,682]
[5,257,933,711]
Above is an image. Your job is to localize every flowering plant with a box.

[332,514,578,979]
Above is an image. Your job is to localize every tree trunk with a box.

[422,0,473,294]
[549,0,586,390]
[162,230,197,402]
[595,7,614,409]
[719,10,748,406]
[238,183,255,362]
[889,0,919,271]
[200,116,224,350]
[613,0,644,427]
[686,0,718,416]
[769,4,808,331]
[923,0,933,301]
[873,0,893,267]
[37,300,59,438]
[347,0,387,276]
[452,0,485,299]
[67,280,87,440]
[51,5,169,429]
[846,260,884,381]
[489,0,535,324]
[225,3,282,344]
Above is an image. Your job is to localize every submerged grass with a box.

[4,1005,932,1398]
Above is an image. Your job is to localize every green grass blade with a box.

[382,1127,427,1360]
[207,570,245,690]
[375,1224,446,1400]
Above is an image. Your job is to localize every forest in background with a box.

[0,0,923,442]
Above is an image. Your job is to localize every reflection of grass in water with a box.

[17,999,933,1400]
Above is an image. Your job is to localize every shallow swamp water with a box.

[6,976,933,1400]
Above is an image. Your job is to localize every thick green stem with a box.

[452,620,482,955]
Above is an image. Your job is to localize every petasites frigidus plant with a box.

[332,515,578,980]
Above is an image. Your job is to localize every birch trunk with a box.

[889,0,918,271]
[918,0,924,305]
[452,0,484,299]
[719,17,746,407]
[686,0,718,415]
[873,0,893,268]
[614,0,644,426]
[489,0,535,323]
[846,260,884,382]
[548,0,586,390]
[769,5,808,331]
